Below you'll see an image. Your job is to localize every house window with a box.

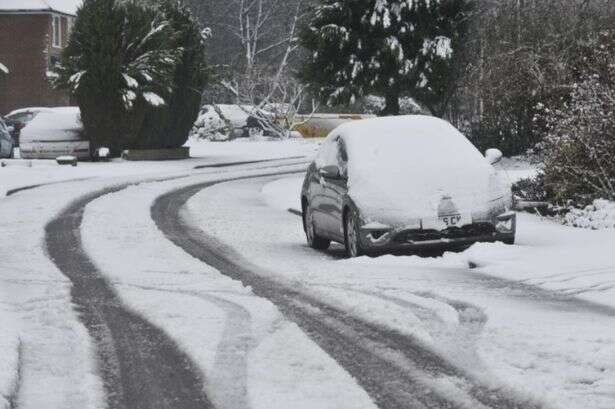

[52,15,62,48]
[49,55,61,70]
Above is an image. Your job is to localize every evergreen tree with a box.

[136,0,209,149]
[298,0,473,116]
[55,0,126,152]
[55,0,207,153]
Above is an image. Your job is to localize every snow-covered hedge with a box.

[563,199,615,230]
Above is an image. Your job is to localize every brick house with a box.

[0,1,77,115]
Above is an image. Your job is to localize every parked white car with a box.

[19,107,90,160]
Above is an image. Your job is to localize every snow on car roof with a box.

[324,115,499,220]
[7,106,78,117]
[20,107,83,142]
[6,107,55,117]
[0,0,80,15]
[333,115,485,166]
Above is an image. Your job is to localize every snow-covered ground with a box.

[79,166,376,409]
[0,138,319,197]
[185,172,615,409]
[0,139,319,409]
[3,137,613,409]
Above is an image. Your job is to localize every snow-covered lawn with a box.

[185,173,615,409]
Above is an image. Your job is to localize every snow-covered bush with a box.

[564,199,615,230]
[190,105,235,141]
[512,173,550,203]
[537,30,615,205]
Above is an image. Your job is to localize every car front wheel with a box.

[304,205,330,250]
[344,210,363,258]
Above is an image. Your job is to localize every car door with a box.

[324,138,349,240]
[310,137,335,233]
[319,137,349,240]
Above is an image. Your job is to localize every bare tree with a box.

[217,0,316,137]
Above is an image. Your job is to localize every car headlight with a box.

[495,212,516,233]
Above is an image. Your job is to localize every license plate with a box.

[439,213,466,228]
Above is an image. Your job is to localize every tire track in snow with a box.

[121,284,254,409]
[45,185,213,409]
[6,339,23,409]
[152,176,543,409]
[314,285,490,379]
[42,161,307,409]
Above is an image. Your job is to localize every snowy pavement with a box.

[1,139,613,409]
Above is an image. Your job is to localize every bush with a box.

[512,173,551,203]
[534,31,615,205]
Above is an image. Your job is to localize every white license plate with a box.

[439,213,468,228]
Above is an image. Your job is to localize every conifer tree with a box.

[299,0,473,116]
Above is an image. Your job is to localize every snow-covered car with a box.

[4,107,56,146]
[301,115,516,257]
[0,117,14,158]
[19,107,90,160]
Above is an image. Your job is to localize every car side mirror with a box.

[319,165,343,180]
[485,148,503,165]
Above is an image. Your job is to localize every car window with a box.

[8,112,34,123]
[337,139,348,175]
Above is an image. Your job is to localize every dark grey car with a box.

[300,116,516,257]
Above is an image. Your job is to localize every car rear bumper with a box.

[20,141,91,160]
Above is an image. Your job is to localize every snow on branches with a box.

[537,31,615,204]
[299,0,471,115]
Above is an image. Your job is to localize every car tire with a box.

[344,209,363,258]
[503,236,515,245]
[304,205,330,250]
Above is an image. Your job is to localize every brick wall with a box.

[0,13,72,115]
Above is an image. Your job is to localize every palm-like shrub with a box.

[55,0,207,153]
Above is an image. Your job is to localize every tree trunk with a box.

[380,91,400,116]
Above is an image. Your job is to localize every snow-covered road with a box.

[1,140,614,409]
[180,173,615,409]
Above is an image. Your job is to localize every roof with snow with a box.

[0,0,81,16]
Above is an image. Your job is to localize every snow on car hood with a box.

[339,116,510,224]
